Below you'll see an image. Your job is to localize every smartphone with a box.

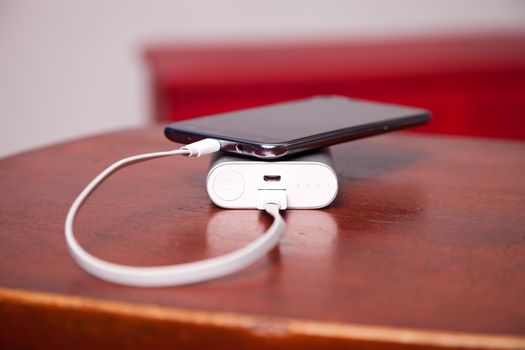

[164,95,430,159]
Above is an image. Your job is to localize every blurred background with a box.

[1,0,524,158]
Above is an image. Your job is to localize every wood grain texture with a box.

[2,287,525,350]
[0,126,524,349]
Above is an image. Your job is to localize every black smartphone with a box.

[164,95,430,159]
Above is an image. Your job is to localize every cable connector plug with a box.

[257,189,287,210]
[181,138,221,157]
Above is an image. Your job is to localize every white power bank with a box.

[206,149,338,209]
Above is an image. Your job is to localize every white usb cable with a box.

[65,139,287,287]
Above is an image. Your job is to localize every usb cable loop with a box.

[65,138,286,287]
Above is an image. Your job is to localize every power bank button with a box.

[212,169,245,201]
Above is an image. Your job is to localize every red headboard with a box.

[145,32,525,140]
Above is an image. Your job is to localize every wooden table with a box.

[1,126,524,349]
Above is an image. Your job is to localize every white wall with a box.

[1,0,524,158]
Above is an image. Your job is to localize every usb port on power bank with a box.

[263,175,281,182]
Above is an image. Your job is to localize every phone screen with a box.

[165,96,430,158]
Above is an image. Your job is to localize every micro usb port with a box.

[263,175,281,182]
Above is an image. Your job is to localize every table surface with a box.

[1,126,525,349]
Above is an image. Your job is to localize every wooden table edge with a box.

[1,287,524,349]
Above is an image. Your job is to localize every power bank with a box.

[206,149,338,209]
